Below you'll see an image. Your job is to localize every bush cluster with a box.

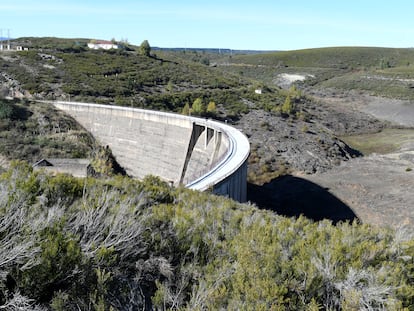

[0,100,94,163]
[0,162,412,310]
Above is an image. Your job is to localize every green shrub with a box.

[191,97,205,116]
[0,100,14,120]
[19,224,83,302]
[0,162,413,310]
[42,173,83,206]
[281,95,294,115]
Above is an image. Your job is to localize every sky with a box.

[1,0,414,51]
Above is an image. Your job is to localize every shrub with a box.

[191,97,205,116]
[281,95,294,115]
[0,100,14,120]
[0,163,413,310]
[19,224,83,302]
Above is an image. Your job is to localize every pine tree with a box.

[191,98,205,116]
[139,40,151,57]
[206,101,217,115]
[182,103,190,115]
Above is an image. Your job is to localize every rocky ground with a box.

[237,109,357,178]
[245,87,414,232]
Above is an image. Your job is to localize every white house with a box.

[87,40,118,50]
[15,46,29,51]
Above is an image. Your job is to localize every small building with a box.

[255,89,262,94]
[33,158,90,177]
[15,46,29,51]
[0,43,10,51]
[87,40,118,50]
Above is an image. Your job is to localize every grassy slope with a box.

[217,46,414,99]
[341,128,414,155]
[0,164,412,310]
[227,46,414,68]
[0,99,95,164]
[2,37,254,116]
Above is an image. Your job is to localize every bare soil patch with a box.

[247,88,414,231]
[294,90,414,230]
[300,151,414,230]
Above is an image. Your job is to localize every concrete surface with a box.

[50,101,250,202]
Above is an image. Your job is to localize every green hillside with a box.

[1,37,261,118]
[0,98,94,165]
[226,46,414,68]
[217,46,414,99]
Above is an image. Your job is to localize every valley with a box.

[1,38,414,309]
[2,39,414,230]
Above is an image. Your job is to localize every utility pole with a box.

[7,29,10,50]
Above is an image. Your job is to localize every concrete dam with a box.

[52,102,250,202]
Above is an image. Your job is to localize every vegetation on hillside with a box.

[216,46,414,100]
[0,98,94,164]
[1,37,261,119]
[1,37,414,310]
[225,47,414,69]
[0,162,413,310]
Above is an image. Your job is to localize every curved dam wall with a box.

[51,101,250,202]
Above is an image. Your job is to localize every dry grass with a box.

[341,128,414,155]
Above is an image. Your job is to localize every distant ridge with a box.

[152,47,280,55]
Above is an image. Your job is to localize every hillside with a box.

[1,38,414,310]
[1,37,252,118]
[0,37,367,183]
[216,46,414,100]
[1,39,412,188]
[0,98,94,167]
[0,163,412,310]
[224,46,414,68]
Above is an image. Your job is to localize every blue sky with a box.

[1,0,414,50]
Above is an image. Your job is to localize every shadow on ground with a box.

[247,175,358,223]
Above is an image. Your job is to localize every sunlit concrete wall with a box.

[51,101,250,202]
